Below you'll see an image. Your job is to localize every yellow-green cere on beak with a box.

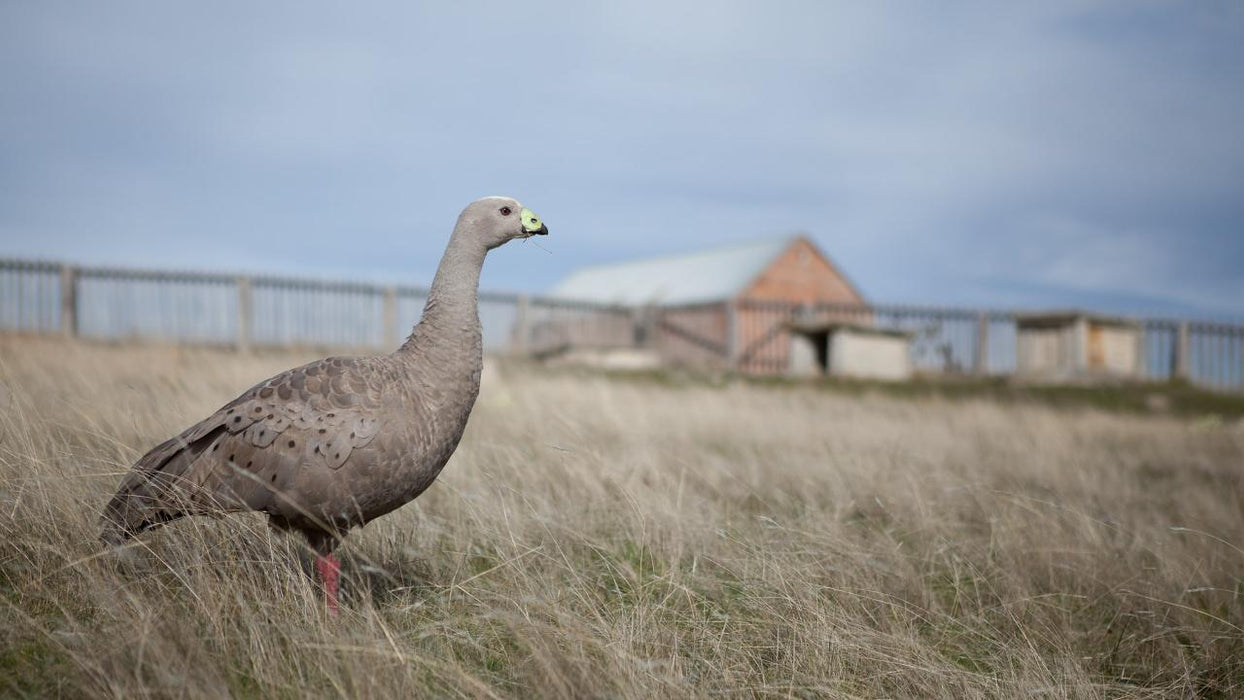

[520,208,547,236]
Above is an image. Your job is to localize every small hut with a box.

[1015,311,1141,380]
[788,321,913,381]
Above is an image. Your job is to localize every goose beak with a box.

[520,208,548,237]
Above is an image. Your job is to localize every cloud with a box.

[0,1,1241,316]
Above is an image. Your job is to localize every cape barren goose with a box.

[100,196,548,613]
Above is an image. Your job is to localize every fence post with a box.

[513,294,530,354]
[59,264,77,338]
[383,285,399,349]
[236,276,252,353]
[726,301,739,368]
[974,311,988,376]
[1175,321,1190,381]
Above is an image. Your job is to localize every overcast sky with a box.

[1,2,1241,317]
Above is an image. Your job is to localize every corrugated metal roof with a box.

[1014,310,1139,328]
[548,236,797,306]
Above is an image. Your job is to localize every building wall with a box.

[529,307,635,353]
[1017,326,1075,375]
[1088,324,1139,374]
[653,304,730,368]
[734,238,866,374]
[828,329,912,381]
[740,238,864,304]
[734,305,789,373]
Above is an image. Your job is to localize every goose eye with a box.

[499,207,512,216]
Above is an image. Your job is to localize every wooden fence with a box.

[2,258,1242,392]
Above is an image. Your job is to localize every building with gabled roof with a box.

[546,235,868,372]
[549,235,864,307]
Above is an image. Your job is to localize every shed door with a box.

[1087,325,1105,369]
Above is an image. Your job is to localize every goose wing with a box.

[101,355,388,543]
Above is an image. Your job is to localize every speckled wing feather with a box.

[101,356,391,544]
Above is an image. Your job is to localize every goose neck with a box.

[397,228,487,362]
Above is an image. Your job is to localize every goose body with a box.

[100,196,548,610]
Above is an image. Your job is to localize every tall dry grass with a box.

[0,336,1241,698]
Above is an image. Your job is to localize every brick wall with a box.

[733,237,866,373]
[739,237,863,305]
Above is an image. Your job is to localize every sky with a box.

[1,1,1242,318]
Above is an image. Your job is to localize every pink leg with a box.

[315,553,341,615]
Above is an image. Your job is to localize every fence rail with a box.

[2,258,1241,392]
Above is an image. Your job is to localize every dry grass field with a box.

[1,337,1242,698]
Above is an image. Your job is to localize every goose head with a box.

[458,196,548,250]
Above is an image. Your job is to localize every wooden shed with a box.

[788,321,913,381]
[1015,311,1142,380]
[547,236,867,373]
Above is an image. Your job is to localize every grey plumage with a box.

[100,196,548,560]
